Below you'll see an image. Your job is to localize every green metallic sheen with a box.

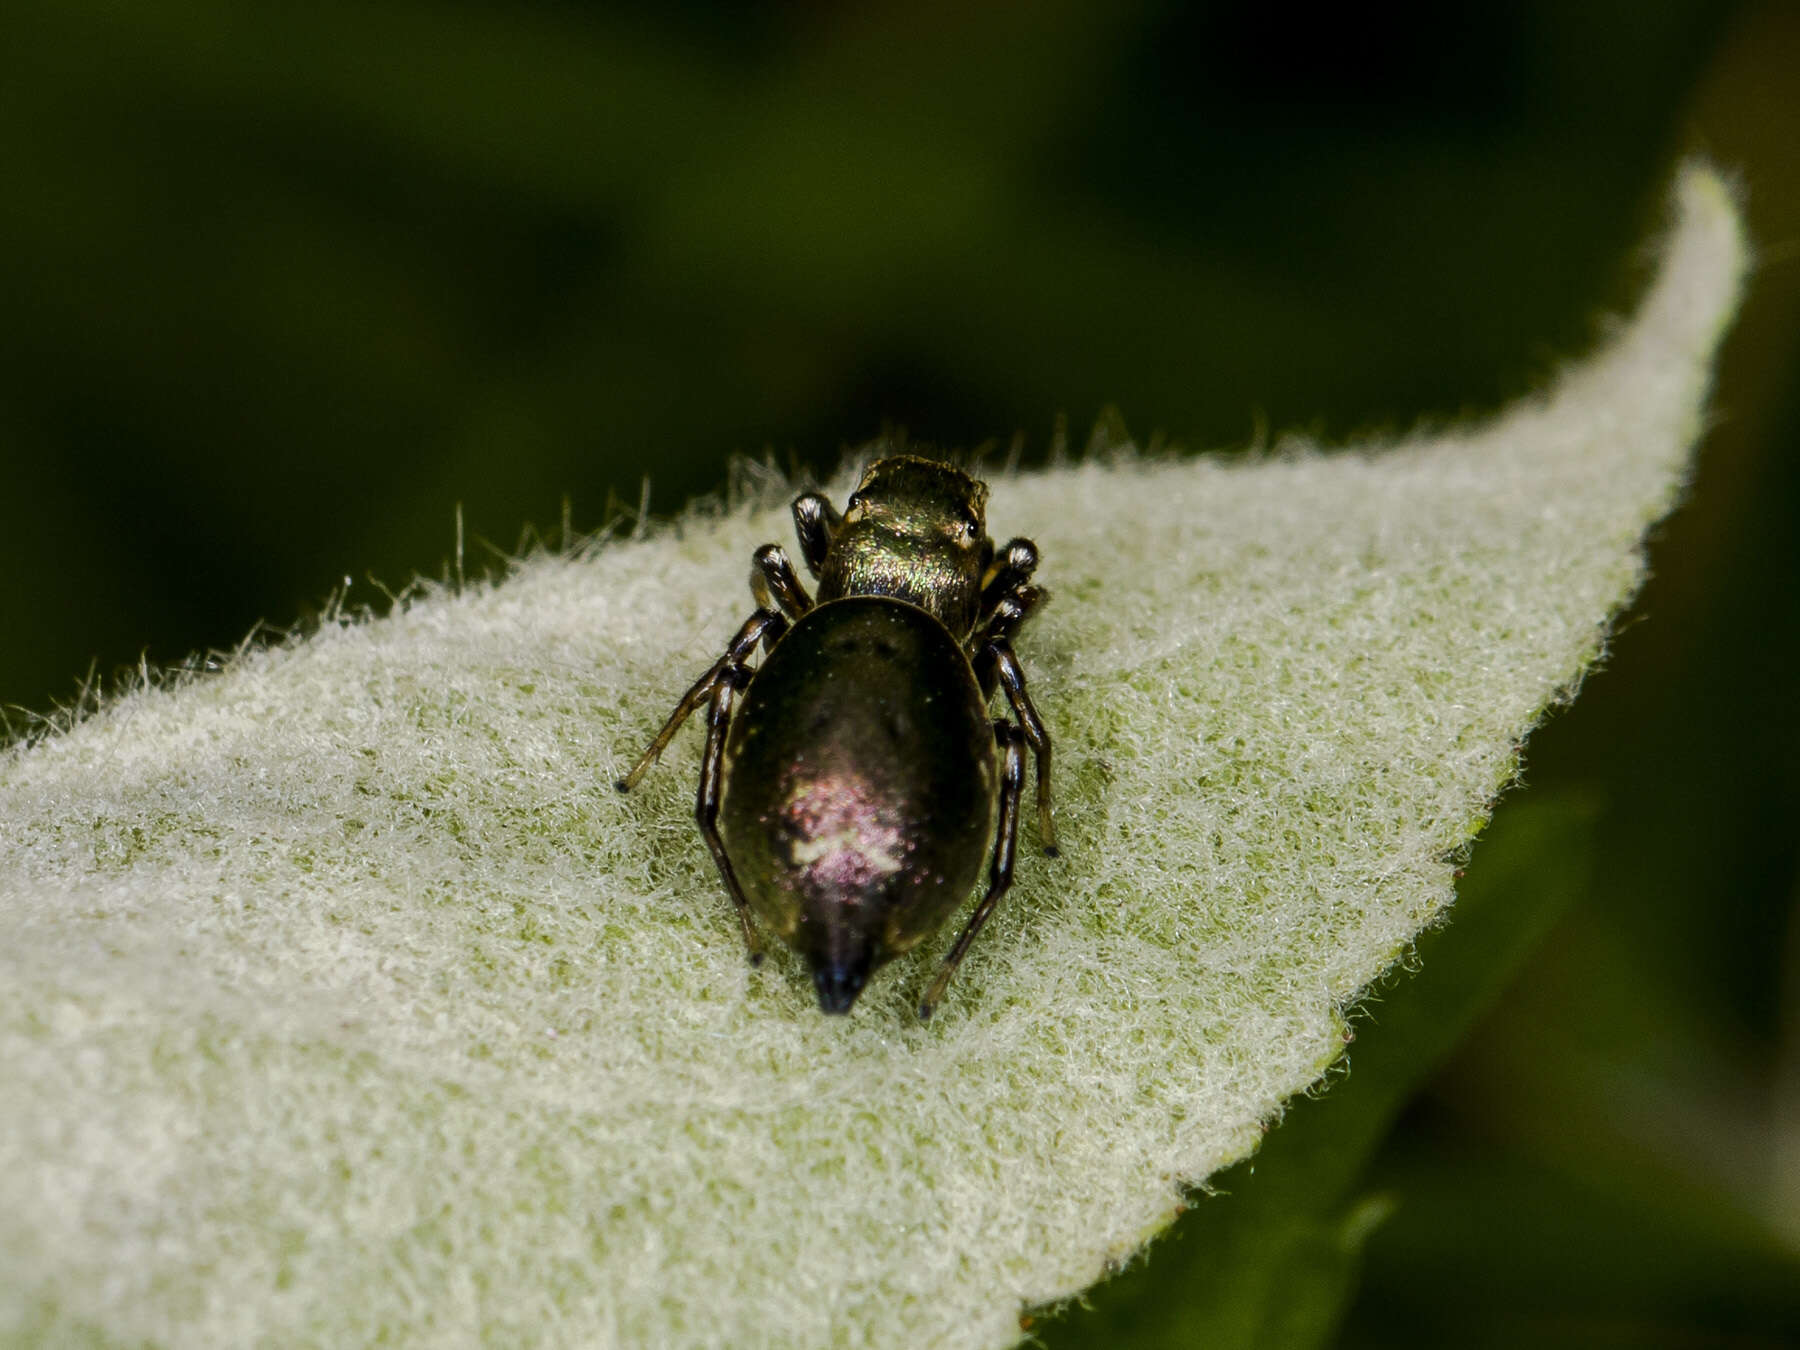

[816,457,991,637]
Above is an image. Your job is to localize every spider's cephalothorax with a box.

[616,454,1057,1017]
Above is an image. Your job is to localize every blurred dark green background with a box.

[5,1,1797,1344]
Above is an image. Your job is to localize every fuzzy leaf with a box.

[0,164,1744,1348]
[1039,793,1600,1348]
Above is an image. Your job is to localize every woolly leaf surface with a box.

[0,165,1744,1348]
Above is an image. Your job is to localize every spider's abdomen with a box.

[718,597,997,1009]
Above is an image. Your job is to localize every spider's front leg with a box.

[980,537,1039,616]
[791,490,841,579]
[751,543,813,622]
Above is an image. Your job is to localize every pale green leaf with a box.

[0,164,1744,1348]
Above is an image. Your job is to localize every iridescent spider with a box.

[617,455,1056,1016]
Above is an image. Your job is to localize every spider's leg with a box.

[989,638,1058,856]
[752,543,813,628]
[614,606,784,791]
[792,491,841,579]
[978,537,1039,623]
[696,663,762,963]
[919,719,1025,1019]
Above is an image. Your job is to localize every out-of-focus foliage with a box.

[3,1,1796,1345]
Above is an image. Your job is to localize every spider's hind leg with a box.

[919,719,1025,1019]
[614,606,784,791]
[972,577,1058,856]
[696,663,763,964]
